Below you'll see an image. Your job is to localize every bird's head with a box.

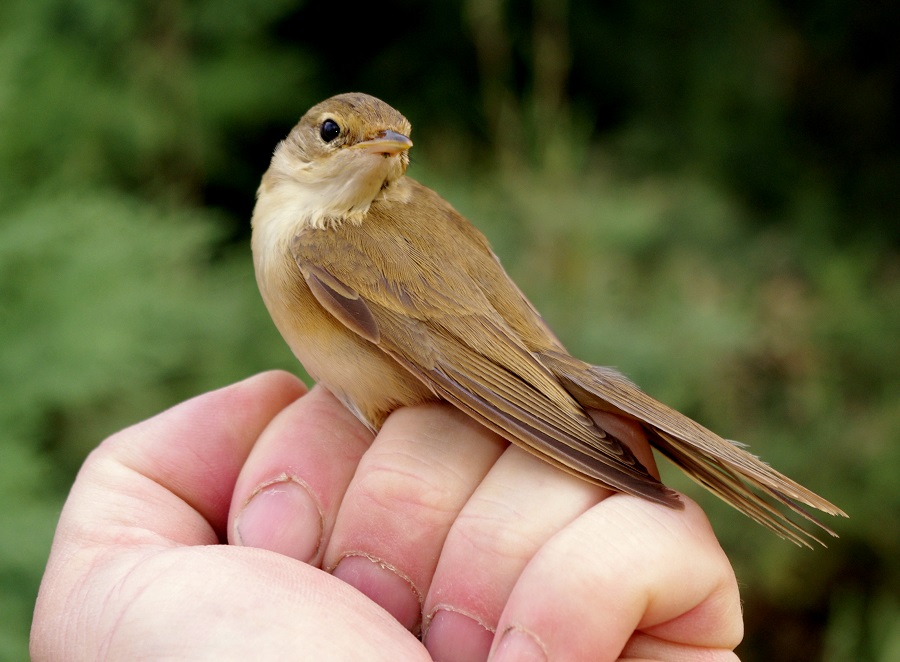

[258,93,413,229]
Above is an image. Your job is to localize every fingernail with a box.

[234,475,323,563]
[332,554,422,632]
[490,626,547,662]
[424,608,494,662]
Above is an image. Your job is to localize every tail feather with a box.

[541,350,847,546]
[649,428,836,547]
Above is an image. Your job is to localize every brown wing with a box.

[292,182,678,506]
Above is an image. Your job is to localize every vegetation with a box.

[1,0,897,658]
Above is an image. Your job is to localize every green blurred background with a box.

[2,0,898,659]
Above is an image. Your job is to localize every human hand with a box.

[31,371,742,661]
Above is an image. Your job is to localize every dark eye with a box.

[320,119,341,142]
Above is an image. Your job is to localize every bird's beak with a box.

[353,130,413,156]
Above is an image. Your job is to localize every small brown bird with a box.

[251,92,845,546]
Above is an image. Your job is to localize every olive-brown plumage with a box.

[252,92,846,546]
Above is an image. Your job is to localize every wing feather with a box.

[292,219,677,505]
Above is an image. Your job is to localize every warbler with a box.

[251,92,845,546]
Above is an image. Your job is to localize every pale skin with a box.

[31,371,742,661]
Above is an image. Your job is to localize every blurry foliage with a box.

[1,0,898,659]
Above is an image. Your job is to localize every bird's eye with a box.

[320,119,341,143]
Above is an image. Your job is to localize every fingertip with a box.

[492,491,742,657]
[424,609,494,661]
[332,554,423,633]
[490,626,547,662]
[235,370,309,405]
[228,382,372,566]
[234,475,324,563]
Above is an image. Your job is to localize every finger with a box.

[323,403,507,633]
[66,370,306,547]
[489,496,743,661]
[422,444,611,661]
[421,414,660,661]
[230,384,372,565]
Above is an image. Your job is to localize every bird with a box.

[251,92,846,547]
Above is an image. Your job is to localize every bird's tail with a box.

[541,350,847,547]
